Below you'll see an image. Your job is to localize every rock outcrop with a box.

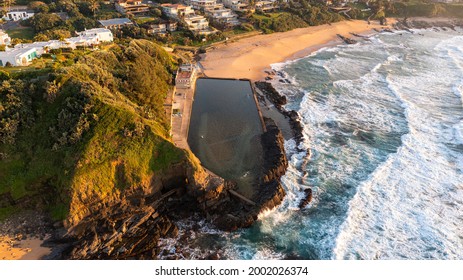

[337,34,357,44]
[47,109,290,259]
[299,188,313,209]
[212,119,288,231]
[255,81,287,110]
[255,81,305,148]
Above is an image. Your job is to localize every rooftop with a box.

[78,28,113,34]
[161,3,188,8]
[99,18,133,27]
[0,47,36,57]
[177,71,192,79]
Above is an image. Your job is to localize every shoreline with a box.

[200,19,394,81]
[0,236,51,260]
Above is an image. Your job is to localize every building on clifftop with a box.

[175,64,196,89]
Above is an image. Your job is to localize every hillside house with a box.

[0,47,37,66]
[161,4,195,19]
[115,0,150,15]
[184,14,214,34]
[0,30,11,45]
[2,6,34,21]
[255,1,275,12]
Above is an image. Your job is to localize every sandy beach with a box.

[201,20,393,80]
[0,236,51,260]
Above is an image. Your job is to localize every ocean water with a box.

[160,28,463,260]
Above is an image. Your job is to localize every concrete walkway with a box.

[171,84,196,150]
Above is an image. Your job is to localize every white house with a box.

[161,4,195,19]
[222,0,253,12]
[176,64,196,89]
[255,1,275,12]
[14,41,67,56]
[204,2,240,26]
[184,14,214,34]
[2,6,35,21]
[1,28,114,67]
[75,28,114,43]
[0,47,37,67]
[188,0,216,11]
[115,0,150,15]
[0,30,11,45]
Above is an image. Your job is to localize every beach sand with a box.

[0,236,51,260]
[201,20,393,80]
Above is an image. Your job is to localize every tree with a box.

[28,1,49,13]
[29,13,63,32]
[0,0,15,12]
[89,0,100,17]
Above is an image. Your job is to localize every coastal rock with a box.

[337,34,357,44]
[255,82,305,147]
[255,81,287,110]
[261,118,288,183]
[299,188,313,209]
[209,119,288,232]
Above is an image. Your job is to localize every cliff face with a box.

[63,155,228,259]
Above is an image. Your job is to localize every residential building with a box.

[147,21,177,35]
[75,28,114,43]
[222,0,253,12]
[0,28,114,67]
[99,18,134,29]
[188,0,217,11]
[255,1,275,12]
[2,6,35,21]
[175,64,196,89]
[204,3,240,26]
[161,4,195,19]
[0,47,37,66]
[166,22,178,32]
[148,23,167,35]
[115,0,150,15]
[184,14,214,34]
[0,30,11,46]
[14,41,68,56]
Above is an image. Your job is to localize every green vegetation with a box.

[6,27,35,40]
[251,12,307,33]
[0,40,187,221]
[0,206,18,221]
[389,1,463,18]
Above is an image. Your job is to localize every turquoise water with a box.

[162,28,463,260]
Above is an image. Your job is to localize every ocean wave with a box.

[333,31,463,259]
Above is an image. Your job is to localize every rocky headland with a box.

[43,117,289,259]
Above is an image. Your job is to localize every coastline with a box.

[200,19,394,81]
[0,236,50,260]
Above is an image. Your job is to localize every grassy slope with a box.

[0,40,187,222]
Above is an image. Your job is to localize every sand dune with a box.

[201,20,393,81]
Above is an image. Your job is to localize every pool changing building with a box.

[175,64,196,89]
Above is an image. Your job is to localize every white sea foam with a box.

[333,32,463,259]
